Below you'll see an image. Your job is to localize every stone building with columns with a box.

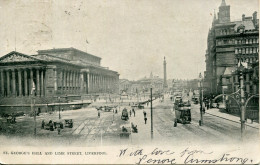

[0,48,119,113]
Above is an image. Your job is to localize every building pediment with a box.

[0,51,41,63]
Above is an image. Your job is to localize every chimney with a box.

[253,11,257,25]
[242,14,245,21]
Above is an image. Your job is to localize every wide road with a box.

[0,95,258,147]
[136,95,259,146]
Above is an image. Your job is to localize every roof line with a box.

[37,47,102,59]
[0,51,46,62]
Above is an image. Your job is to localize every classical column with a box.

[12,69,16,97]
[89,73,91,93]
[65,70,68,94]
[76,72,79,92]
[6,70,10,96]
[71,71,73,93]
[73,71,75,93]
[36,69,40,96]
[53,68,57,94]
[30,69,34,96]
[41,69,44,96]
[94,74,97,93]
[24,70,28,96]
[87,72,89,94]
[80,72,84,94]
[60,70,64,94]
[18,69,22,97]
[0,70,4,96]
[93,74,95,93]
[75,72,78,92]
[68,71,71,93]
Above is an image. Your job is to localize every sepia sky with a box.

[0,0,258,80]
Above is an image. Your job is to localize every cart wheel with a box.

[174,122,177,127]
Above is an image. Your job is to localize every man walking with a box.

[132,108,135,117]
[144,117,147,124]
[143,110,147,118]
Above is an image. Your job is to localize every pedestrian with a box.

[130,110,132,117]
[202,101,206,113]
[206,100,209,110]
[41,120,45,129]
[132,109,135,117]
[144,117,147,124]
[143,110,147,118]
[98,111,100,118]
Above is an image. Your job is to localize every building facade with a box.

[0,48,119,107]
[204,0,259,96]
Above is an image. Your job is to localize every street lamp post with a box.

[58,97,61,119]
[238,64,246,140]
[150,87,153,140]
[199,73,203,126]
[30,81,37,137]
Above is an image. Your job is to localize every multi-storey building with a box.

[204,0,259,96]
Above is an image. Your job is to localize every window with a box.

[253,47,256,53]
[246,48,248,54]
[249,39,252,44]
[253,38,256,43]
[242,48,245,54]
[257,38,259,43]
[238,48,242,53]
[226,78,230,83]
[238,40,241,44]
[223,40,228,44]
[235,49,238,54]
[246,39,248,44]
[229,40,233,44]
[242,39,246,44]
[249,48,252,54]
[235,40,237,44]
[257,47,259,53]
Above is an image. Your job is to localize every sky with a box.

[0,0,258,80]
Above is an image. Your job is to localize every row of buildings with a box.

[203,0,259,120]
[119,72,168,95]
[204,0,259,97]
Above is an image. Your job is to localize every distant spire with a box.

[221,0,226,6]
